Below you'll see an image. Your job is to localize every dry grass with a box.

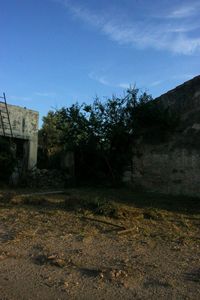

[0,187,199,244]
[0,188,199,299]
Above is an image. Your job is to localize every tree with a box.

[39,87,178,184]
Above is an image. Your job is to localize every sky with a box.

[0,0,200,126]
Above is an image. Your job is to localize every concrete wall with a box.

[0,103,39,169]
[126,75,200,197]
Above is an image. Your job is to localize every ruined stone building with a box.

[126,75,200,197]
[0,102,39,171]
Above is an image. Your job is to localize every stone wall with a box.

[128,75,200,197]
[131,142,200,197]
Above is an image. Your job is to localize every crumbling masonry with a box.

[124,75,200,197]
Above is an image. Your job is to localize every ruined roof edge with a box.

[6,103,39,115]
[154,75,200,100]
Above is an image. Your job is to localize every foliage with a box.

[133,97,180,142]
[39,87,179,184]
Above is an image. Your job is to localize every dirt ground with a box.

[0,188,199,300]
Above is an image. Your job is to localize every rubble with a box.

[22,168,67,188]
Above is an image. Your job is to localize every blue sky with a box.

[0,0,200,125]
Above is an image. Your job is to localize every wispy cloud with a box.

[118,83,130,89]
[9,95,32,102]
[56,0,200,55]
[166,2,200,19]
[171,74,197,80]
[9,91,57,103]
[35,92,56,97]
[149,74,197,88]
[150,80,164,87]
[89,72,130,90]
[88,72,111,86]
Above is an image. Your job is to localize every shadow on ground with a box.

[0,187,199,215]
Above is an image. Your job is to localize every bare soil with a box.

[0,188,199,299]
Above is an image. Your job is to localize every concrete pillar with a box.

[28,134,38,169]
[61,151,75,178]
